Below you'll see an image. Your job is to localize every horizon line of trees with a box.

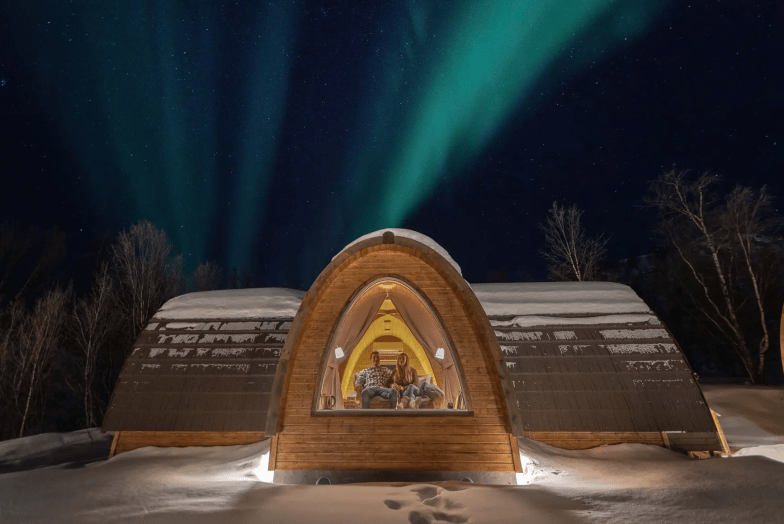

[0,169,782,443]
[0,220,251,441]
[540,169,783,386]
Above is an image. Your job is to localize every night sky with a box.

[1,0,781,291]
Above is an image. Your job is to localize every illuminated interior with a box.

[318,279,465,411]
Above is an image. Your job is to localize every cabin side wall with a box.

[273,245,516,473]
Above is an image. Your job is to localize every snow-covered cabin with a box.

[102,229,725,484]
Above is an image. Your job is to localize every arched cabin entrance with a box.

[266,231,522,484]
[318,278,466,412]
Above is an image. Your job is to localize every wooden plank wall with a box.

[274,244,516,473]
[523,431,664,450]
[111,431,267,456]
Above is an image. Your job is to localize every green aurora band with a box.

[349,0,665,237]
[9,0,666,281]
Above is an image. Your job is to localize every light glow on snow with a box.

[2,388,784,524]
[515,452,541,486]
[253,451,275,483]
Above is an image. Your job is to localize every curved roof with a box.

[333,228,462,275]
[152,281,653,321]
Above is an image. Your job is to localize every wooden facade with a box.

[101,230,726,483]
[265,234,521,476]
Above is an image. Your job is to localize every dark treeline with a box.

[541,170,784,386]
[0,220,254,441]
[0,170,782,443]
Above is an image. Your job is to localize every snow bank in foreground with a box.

[0,428,107,462]
[0,428,112,474]
[2,384,784,524]
[333,228,462,275]
[154,288,306,320]
[473,282,652,316]
[2,423,783,524]
[701,385,784,451]
[733,444,784,463]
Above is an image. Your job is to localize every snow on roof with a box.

[152,282,649,321]
[153,288,306,320]
[333,228,462,275]
[490,314,660,328]
[472,281,652,317]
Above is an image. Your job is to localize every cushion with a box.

[418,374,433,387]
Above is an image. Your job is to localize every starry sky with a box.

[1,0,781,290]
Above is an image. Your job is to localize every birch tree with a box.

[112,221,181,344]
[722,185,782,380]
[71,263,115,427]
[14,287,69,437]
[646,170,781,382]
[539,201,608,281]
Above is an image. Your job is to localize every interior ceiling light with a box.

[435,347,445,360]
[334,347,345,359]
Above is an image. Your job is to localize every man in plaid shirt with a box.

[354,350,399,409]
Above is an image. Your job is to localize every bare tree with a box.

[0,300,26,439]
[193,261,223,291]
[166,254,184,299]
[228,267,256,289]
[645,170,782,382]
[14,287,70,437]
[722,185,782,380]
[112,221,180,341]
[71,263,115,427]
[539,201,608,281]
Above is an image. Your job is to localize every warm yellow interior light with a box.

[340,313,437,398]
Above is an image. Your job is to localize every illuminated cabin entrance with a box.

[317,279,466,411]
[268,230,520,483]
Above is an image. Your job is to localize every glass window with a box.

[317,279,467,412]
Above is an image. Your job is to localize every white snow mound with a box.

[473,281,652,316]
[154,288,306,320]
[334,228,462,275]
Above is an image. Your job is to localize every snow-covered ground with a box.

[1,385,782,523]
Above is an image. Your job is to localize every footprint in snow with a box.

[408,510,468,524]
[411,485,440,501]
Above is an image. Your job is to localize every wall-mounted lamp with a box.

[334,347,345,359]
[435,347,445,360]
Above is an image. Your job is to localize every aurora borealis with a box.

[2,0,782,289]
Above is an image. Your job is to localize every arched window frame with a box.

[312,276,473,416]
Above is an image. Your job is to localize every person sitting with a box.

[392,353,422,409]
[419,376,445,409]
[353,350,398,409]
